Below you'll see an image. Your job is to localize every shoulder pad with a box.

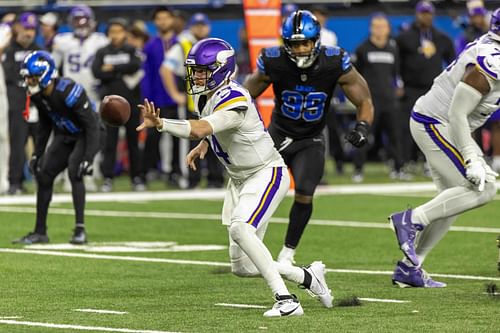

[324,46,341,57]
[476,52,500,80]
[264,46,281,58]
[213,86,248,112]
[65,82,84,108]
[55,78,72,92]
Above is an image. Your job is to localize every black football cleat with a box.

[12,232,49,244]
[70,229,87,245]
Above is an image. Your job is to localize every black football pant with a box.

[34,134,86,235]
[100,105,143,181]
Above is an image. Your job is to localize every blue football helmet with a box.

[185,38,235,95]
[281,10,321,68]
[20,50,57,95]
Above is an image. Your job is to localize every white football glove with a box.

[465,159,486,191]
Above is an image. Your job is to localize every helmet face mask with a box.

[20,51,57,95]
[282,10,321,69]
[185,38,236,95]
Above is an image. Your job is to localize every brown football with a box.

[100,95,131,126]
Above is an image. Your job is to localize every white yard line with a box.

[0,319,179,333]
[214,303,267,309]
[1,206,499,234]
[73,309,128,315]
[1,248,499,282]
[358,298,411,303]
[0,316,22,319]
[2,182,499,205]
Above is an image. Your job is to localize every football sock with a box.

[35,179,54,235]
[285,201,313,248]
[71,178,86,226]
[414,216,457,264]
[274,262,306,285]
[229,222,289,296]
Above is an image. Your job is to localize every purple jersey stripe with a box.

[477,56,498,79]
[424,124,466,176]
[411,111,440,125]
[213,90,245,111]
[247,167,283,228]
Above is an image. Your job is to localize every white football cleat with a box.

[263,294,304,317]
[303,261,333,308]
[277,246,296,266]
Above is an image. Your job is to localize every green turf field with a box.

[0,186,499,332]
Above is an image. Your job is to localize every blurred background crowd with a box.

[1,0,499,195]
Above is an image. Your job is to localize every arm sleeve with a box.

[2,48,17,86]
[203,108,246,134]
[448,81,483,162]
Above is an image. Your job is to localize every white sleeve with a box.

[203,109,246,134]
[448,81,484,162]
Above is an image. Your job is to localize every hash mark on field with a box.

[0,316,22,319]
[1,248,500,282]
[0,319,179,333]
[1,206,499,234]
[358,298,410,303]
[214,303,267,309]
[74,309,128,315]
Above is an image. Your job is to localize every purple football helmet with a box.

[185,38,235,95]
[489,8,500,42]
[69,5,95,38]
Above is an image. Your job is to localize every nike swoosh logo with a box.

[280,304,299,316]
[401,211,407,226]
[398,267,410,276]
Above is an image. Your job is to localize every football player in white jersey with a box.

[389,8,500,288]
[52,5,108,104]
[52,5,108,191]
[137,38,333,317]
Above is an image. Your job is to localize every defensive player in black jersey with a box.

[244,10,374,265]
[13,51,102,245]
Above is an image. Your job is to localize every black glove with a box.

[77,160,93,179]
[29,155,39,176]
[346,121,370,148]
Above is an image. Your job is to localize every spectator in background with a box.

[353,13,407,182]
[172,10,187,37]
[39,12,58,52]
[0,14,14,194]
[92,18,145,192]
[52,5,109,192]
[160,13,224,189]
[310,5,337,47]
[455,6,489,54]
[310,5,345,177]
[141,6,180,186]
[396,1,455,174]
[3,12,40,195]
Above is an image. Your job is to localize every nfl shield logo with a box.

[300,74,307,82]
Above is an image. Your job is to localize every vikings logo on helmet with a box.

[281,10,321,69]
[68,5,95,38]
[184,38,236,95]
